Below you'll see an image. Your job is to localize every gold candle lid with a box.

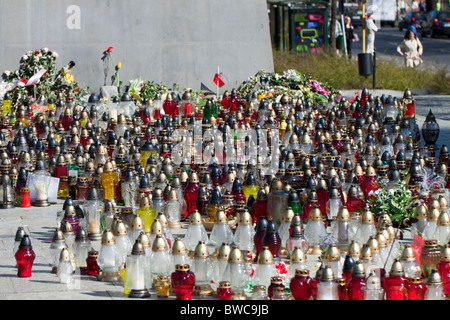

[113,219,128,236]
[175,264,190,272]
[172,238,188,255]
[194,241,209,258]
[59,247,71,262]
[101,229,116,246]
[217,243,231,261]
[290,247,306,264]
[257,246,274,265]
[152,234,168,252]
[228,246,244,264]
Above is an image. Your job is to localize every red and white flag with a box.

[213,67,229,88]
[12,78,27,88]
[26,69,48,86]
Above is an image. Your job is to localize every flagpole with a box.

[216,66,220,100]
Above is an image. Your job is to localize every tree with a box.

[329,0,337,55]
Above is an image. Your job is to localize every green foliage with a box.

[365,180,414,227]
[236,69,340,106]
[273,50,450,94]
[2,48,88,108]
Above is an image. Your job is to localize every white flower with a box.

[21,55,28,61]
[41,47,48,54]
[52,51,59,59]
[3,70,11,77]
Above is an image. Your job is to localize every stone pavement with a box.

[0,90,448,301]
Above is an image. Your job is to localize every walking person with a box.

[365,12,378,55]
[344,15,358,58]
[397,30,423,68]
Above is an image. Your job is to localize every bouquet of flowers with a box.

[127,79,169,102]
[2,48,88,109]
[365,179,414,227]
[236,69,341,106]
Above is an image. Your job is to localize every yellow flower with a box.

[258,93,265,100]
[116,62,122,70]
[267,92,273,98]
[61,68,71,76]
[64,73,74,84]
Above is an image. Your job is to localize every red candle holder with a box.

[86,250,100,276]
[171,264,195,300]
[217,281,233,300]
[14,235,35,278]
[20,187,31,208]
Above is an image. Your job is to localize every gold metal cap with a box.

[113,219,128,236]
[352,261,366,277]
[414,204,428,219]
[281,207,296,223]
[194,241,209,258]
[150,220,163,236]
[189,210,203,225]
[131,215,144,231]
[167,188,179,201]
[228,246,244,264]
[349,240,361,258]
[175,264,190,272]
[157,212,169,228]
[320,266,335,282]
[367,236,380,254]
[238,210,253,225]
[152,234,168,252]
[101,229,116,246]
[52,229,66,243]
[336,206,350,222]
[361,244,373,261]
[219,281,231,289]
[290,247,306,264]
[324,244,340,262]
[214,210,228,224]
[172,238,188,255]
[295,269,310,277]
[427,269,442,285]
[61,220,74,236]
[441,244,450,262]
[270,178,284,193]
[437,211,450,226]
[389,259,404,276]
[59,247,71,262]
[428,199,440,213]
[217,243,231,261]
[361,207,375,224]
[189,171,200,183]
[103,160,114,172]
[375,232,388,249]
[309,207,323,222]
[131,239,145,255]
[401,244,416,262]
[139,195,151,208]
[257,246,274,265]
[438,195,449,211]
[427,206,441,222]
[137,232,151,249]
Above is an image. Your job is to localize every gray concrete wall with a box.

[0,0,274,93]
